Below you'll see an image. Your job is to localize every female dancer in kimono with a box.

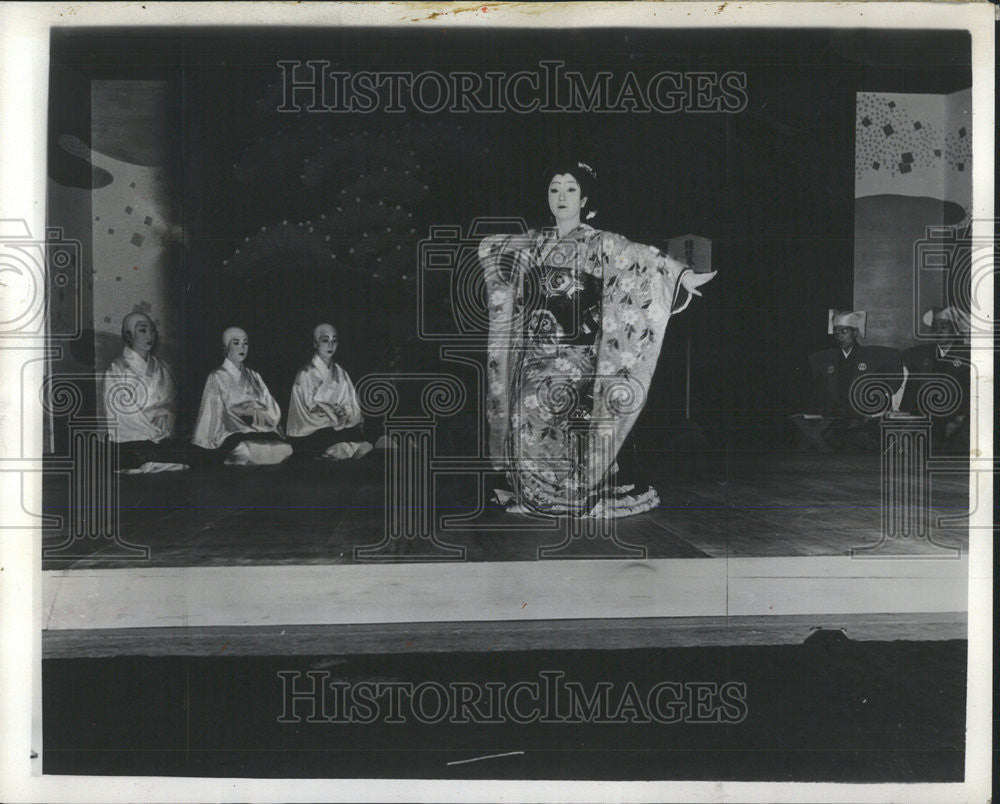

[102,312,188,471]
[191,327,293,465]
[478,161,715,518]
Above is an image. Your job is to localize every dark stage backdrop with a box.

[49,27,971,453]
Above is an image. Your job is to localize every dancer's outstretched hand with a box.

[681,269,717,296]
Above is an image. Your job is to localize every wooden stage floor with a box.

[36,454,973,783]
[41,450,970,570]
[39,449,970,654]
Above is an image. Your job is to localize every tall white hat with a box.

[828,309,867,338]
[922,306,970,334]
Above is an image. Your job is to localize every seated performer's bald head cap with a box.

[121,312,155,343]
[313,323,336,343]
[222,326,247,350]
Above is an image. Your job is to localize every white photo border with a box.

[0,2,993,802]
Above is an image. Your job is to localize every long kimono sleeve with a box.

[287,364,362,436]
[165,367,178,436]
[101,359,177,443]
[99,365,119,437]
[248,371,282,432]
[191,372,228,449]
[286,369,317,437]
[147,362,178,437]
[479,233,533,469]
[135,359,177,440]
[584,232,691,488]
[323,366,363,429]
[101,362,144,441]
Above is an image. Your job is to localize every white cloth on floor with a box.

[321,441,373,461]
[286,356,364,437]
[192,358,284,449]
[587,487,660,519]
[102,346,177,443]
[492,488,515,505]
[224,440,293,466]
[116,461,189,475]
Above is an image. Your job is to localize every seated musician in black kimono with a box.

[804,309,903,450]
[900,306,971,452]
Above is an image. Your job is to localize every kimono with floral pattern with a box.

[479,224,691,517]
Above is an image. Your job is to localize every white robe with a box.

[102,346,177,444]
[191,358,283,449]
[286,356,364,437]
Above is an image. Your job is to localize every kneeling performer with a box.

[191,326,292,465]
[286,323,373,460]
[102,312,188,472]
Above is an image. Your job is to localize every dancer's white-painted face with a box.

[548,174,587,225]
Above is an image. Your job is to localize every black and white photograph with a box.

[0,2,993,802]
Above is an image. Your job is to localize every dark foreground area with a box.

[43,638,966,781]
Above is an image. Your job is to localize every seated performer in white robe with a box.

[191,327,292,465]
[286,323,373,460]
[102,312,188,472]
